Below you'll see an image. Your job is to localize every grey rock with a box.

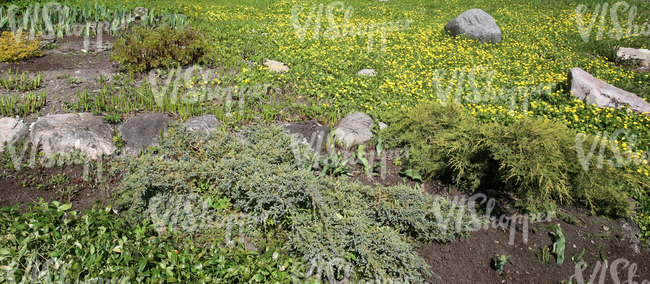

[281,120,329,154]
[617,47,650,67]
[445,9,502,44]
[133,7,149,19]
[378,121,388,130]
[264,59,290,73]
[30,113,116,159]
[617,217,641,254]
[335,112,374,147]
[118,113,173,155]
[0,118,28,152]
[357,69,376,76]
[184,115,222,133]
[568,67,650,114]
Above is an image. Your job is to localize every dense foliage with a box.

[0,31,42,63]
[111,123,474,283]
[0,200,303,283]
[382,102,649,216]
[110,25,213,74]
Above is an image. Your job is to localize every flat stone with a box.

[568,67,650,114]
[281,120,329,154]
[357,69,376,76]
[264,59,290,73]
[378,121,388,131]
[118,113,173,155]
[617,47,650,66]
[445,9,502,44]
[334,112,374,147]
[0,118,28,152]
[184,115,222,133]
[30,113,116,159]
[133,7,149,19]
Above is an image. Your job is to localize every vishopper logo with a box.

[574,129,648,171]
[3,141,103,183]
[570,257,650,284]
[147,65,275,116]
[432,193,555,245]
[5,2,133,53]
[288,127,414,181]
[431,66,556,113]
[2,257,128,283]
[575,1,650,43]
[290,1,414,53]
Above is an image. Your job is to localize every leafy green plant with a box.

[113,131,125,151]
[633,188,650,239]
[110,25,213,74]
[494,254,510,274]
[0,199,306,283]
[94,74,109,84]
[0,68,42,91]
[206,196,232,211]
[552,225,566,265]
[536,247,551,265]
[102,113,122,124]
[49,172,68,185]
[571,248,585,264]
[320,150,352,177]
[400,168,422,182]
[0,91,46,117]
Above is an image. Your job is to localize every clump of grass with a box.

[0,68,43,92]
[0,92,46,117]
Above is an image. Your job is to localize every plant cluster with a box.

[110,124,474,283]
[0,2,188,39]
[110,25,213,74]
[0,31,42,62]
[0,68,42,91]
[0,91,46,117]
[382,102,649,216]
[0,200,304,283]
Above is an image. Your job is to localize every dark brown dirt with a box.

[0,161,117,213]
[418,185,650,284]
[0,34,120,125]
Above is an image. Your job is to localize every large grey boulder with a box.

[444,9,502,44]
[334,112,374,147]
[281,120,329,154]
[0,118,28,152]
[568,68,650,114]
[184,115,222,133]
[118,113,173,155]
[30,113,116,159]
[617,47,650,66]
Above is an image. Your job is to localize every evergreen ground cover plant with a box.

[110,123,475,283]
[381,102,649,216]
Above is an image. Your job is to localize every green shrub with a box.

[110,25,213,74]
[382,101,649,216]
[0,200,303,283]
[112,123,473,283]
[0,31,42,63]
